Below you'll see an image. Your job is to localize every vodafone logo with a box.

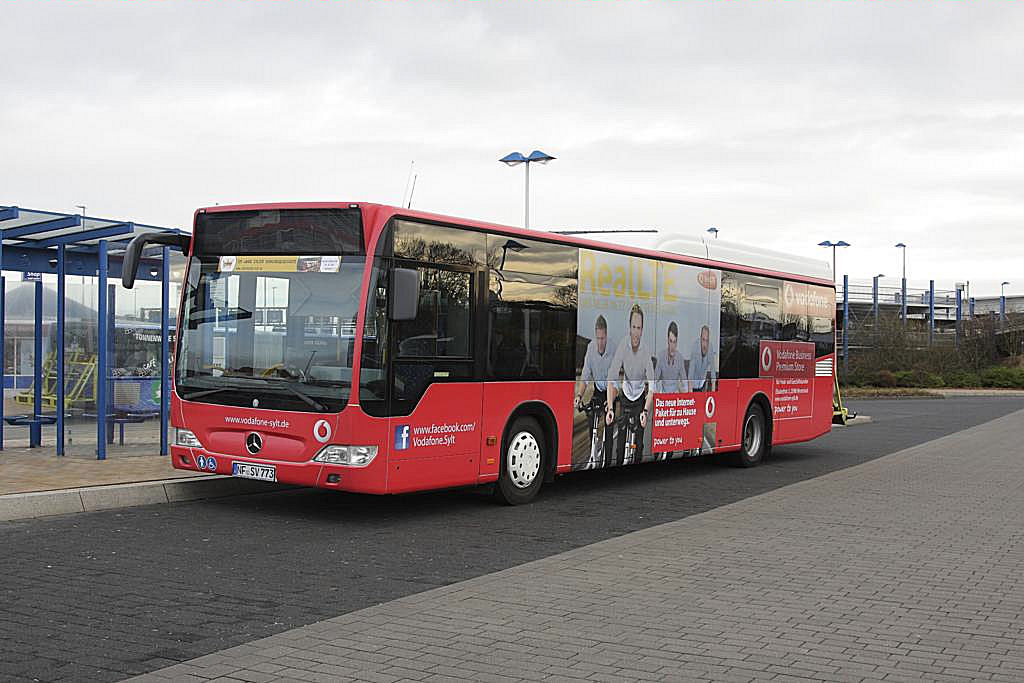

[313,419,332,443]
[783,283,794,308]
[761,346,773,372]
[705,395,716,419]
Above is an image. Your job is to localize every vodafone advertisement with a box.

[759,340,815,418]
[651,391,719,453]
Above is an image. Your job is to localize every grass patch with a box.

[842,387,945,399]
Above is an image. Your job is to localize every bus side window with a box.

[389,265,475,416]
[486,271,577,381]
[718,272,741,379]
[736,277,783,378]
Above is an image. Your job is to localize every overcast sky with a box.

[3,1,1022,296]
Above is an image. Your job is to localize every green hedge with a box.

[979,366,1024,388]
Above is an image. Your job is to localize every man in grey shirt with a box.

[654,321,687,394]
[575,316,615,468]
[606,304,655,465]
[687,324,717,392]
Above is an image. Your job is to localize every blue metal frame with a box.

[872,275,879,323]
[57,245,66,455]
[31,223,133,249]
[96,240,108,459]
[969,297,975,319]
[160,246,170,456]
[3,215,82,240]
[842,274,849,379]
[32,279,43,447]
[1000,296,1006,322]
[955,288,962,348]
[1,206,185,456]
[928,280,935,346]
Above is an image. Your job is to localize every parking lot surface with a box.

[2,396,1022,682]
[130,403,1024,682]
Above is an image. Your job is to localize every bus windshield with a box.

[175,208,365,413]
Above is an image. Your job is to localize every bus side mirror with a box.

[389,268,419,321]
[122,232,192,289]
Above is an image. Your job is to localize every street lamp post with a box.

[817,240,850,283]
[895,242,907,323]
[872,274,884,324]
[706,227,719,239]
[1001,281,1010,322]
[499,150,556,229]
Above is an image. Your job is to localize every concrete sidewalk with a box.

[129,408,1024,683]
[0,448,283,521]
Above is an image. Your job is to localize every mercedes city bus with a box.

[123,203,835,504]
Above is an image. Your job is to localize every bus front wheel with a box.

[732,403,768,468]
[494,417,545,505]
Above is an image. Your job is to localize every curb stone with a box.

[0,476,292,522]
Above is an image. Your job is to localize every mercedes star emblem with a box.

[245,432,263,455]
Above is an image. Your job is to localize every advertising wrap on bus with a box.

[573,249,722,470]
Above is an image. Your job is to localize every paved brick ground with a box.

[128,407,1024,683]
[0,449,205,495]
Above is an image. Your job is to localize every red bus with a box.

[123,203,835,505]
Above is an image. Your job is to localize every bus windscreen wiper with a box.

[279,383,327,412]
[183,380,326,412]
[181,387,240,401]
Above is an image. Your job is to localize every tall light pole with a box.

[499,150,555,229]
[895,242,907,323]
[872,273,884,324]
[895,242,907,281]
[706,227,719,239]
[1002,281,1011,323]
[817,240,850,283]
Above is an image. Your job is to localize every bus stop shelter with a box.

[0,206,188,458]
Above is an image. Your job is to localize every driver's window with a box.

[394,267,472,359]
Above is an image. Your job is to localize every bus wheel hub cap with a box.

[508,431,541,489]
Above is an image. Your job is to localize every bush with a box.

[942,370,982,388]
[979,366,1024,388]
[872,369,897,387]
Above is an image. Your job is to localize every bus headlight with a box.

[313,445,378,467]
[175,428,203,448]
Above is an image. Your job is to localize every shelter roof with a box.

[0,206,187,253]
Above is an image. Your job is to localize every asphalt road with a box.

[2,396,1022,682]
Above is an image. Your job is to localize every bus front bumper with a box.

[169,445,388,494]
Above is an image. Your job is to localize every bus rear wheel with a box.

[494,417,545,505]
[731,403,768,468]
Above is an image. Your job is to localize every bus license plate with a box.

[232,462,276,482]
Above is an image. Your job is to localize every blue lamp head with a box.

[499,152,527,166]
[526,150,556,164]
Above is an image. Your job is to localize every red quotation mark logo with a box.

[705,395,716,419]
[761,345,773,373]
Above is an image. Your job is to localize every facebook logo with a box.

[394,425,411,451]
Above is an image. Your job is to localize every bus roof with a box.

[198,201,834,286]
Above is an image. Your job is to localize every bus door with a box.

[386,261,483,493]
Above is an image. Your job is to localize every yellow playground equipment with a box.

[12,351,98,410]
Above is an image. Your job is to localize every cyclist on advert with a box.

[606,304,655,466]
[575,315,615,468]
[653,320,687,461]
[654,321,687,394]
[688,324,717,392]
